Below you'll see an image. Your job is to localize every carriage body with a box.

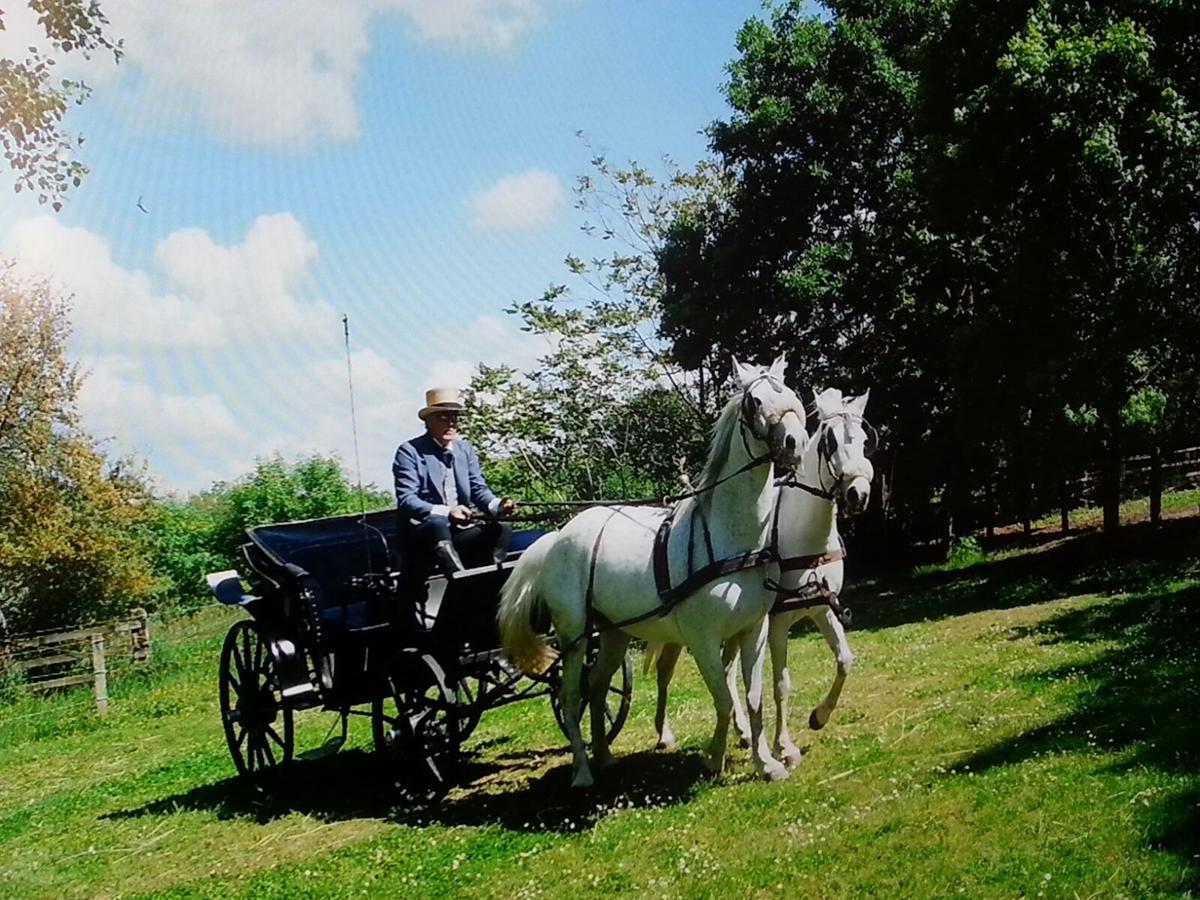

[206,508,630,792]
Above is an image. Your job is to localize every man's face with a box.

[425,410,462,445]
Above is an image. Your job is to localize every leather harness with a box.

[571,391,866,647]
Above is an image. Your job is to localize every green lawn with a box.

[1,516,1197,899]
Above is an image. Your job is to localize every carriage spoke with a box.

[264,724,285,750]
[234,725,249,750]
[231,641,248,687]
[241,628,254,682]
[263,739,277,768]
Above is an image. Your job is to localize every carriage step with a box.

[281,682,319,702]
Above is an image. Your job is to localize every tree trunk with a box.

[1060,477,1070,533]
[1101,438,1122,533]
[1149,445,1162,524]
[985,476,995,540]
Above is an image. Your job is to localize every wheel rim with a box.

[550,640,633,746]
[219,620,293,778]
[372,652,463,795]
[453,674,485,740]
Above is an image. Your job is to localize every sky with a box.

[0,0,775,496]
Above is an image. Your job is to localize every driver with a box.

[393,386,515,578]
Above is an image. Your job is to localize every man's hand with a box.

[499,497,516,516]
[449,505,473,524]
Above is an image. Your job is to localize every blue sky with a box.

[0,0,777,495]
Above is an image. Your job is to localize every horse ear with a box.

[769,353,787,379]
[849,389,870,417]
[732,356,754,386]
[814,387,841,420]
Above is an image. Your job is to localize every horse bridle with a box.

[781,413,878,502]
[738,371,803,461]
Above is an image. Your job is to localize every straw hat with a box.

[418,386,467,421]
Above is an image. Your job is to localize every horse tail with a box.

[642,641,663,676]
[498,533,558,675]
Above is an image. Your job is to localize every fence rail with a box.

[1,608,151,715]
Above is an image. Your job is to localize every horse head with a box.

[733,354,807,471]
[809,387,876,516]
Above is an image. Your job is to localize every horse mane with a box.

[695,393,745,509]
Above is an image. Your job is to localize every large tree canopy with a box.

[659,0,1200,537]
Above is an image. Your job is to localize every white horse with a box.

[651,388,875,767]
[499,356,809,787]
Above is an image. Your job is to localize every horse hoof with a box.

[780,747,803,768]
[738,734,751,749]
[761,761,790,782]
[809,709,827,731]
[655,738,676,752]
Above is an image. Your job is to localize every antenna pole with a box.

[342,314,368,519]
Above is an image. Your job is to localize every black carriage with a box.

[206,508,632,794]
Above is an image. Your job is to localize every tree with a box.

[0,267,158,631]
[465,149,727,502]
[207,454,391,561]
[0,0,122,209]
[658,0,1200,540]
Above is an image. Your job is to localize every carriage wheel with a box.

[550,635,633,747]
[452,674,486,741]
[372,651,463,797]
[219,620,294,780]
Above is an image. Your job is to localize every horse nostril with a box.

[786,434,797,452]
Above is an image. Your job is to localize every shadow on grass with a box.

[957,580,1200,887]
[849,515,1200,631]
[104,740,709,834]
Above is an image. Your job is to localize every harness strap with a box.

[765,572,852,627]
[778,546,846,572]
[659,547,776,605]
[775,470,835,502]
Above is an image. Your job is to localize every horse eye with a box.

[751,396,762,407]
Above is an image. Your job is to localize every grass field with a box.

[1,513,1197,898]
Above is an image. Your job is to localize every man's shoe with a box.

[433,540,465,578]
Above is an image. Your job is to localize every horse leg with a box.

[654,642,683,751]
[809,607,854,731]
[769,614,802,766]
[558,637,594,787]
[688,637,735,777]
[588,630,632,771]
[738,619,788,782]
[722,640,751,748]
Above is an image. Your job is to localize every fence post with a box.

[130,607,151,663]
[1149,446,1162,524]
[91,634,108,716]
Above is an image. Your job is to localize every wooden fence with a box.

[0,609,151,715]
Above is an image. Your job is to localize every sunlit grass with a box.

[1,518,1197,898]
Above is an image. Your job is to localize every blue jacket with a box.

[393,433,499,523]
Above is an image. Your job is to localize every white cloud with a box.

[393,0,542,51]
[0,1,546,148]
[78,356,253,491]
[469,168,564,232]
[1,216,554,494]
[4,212,336,349]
